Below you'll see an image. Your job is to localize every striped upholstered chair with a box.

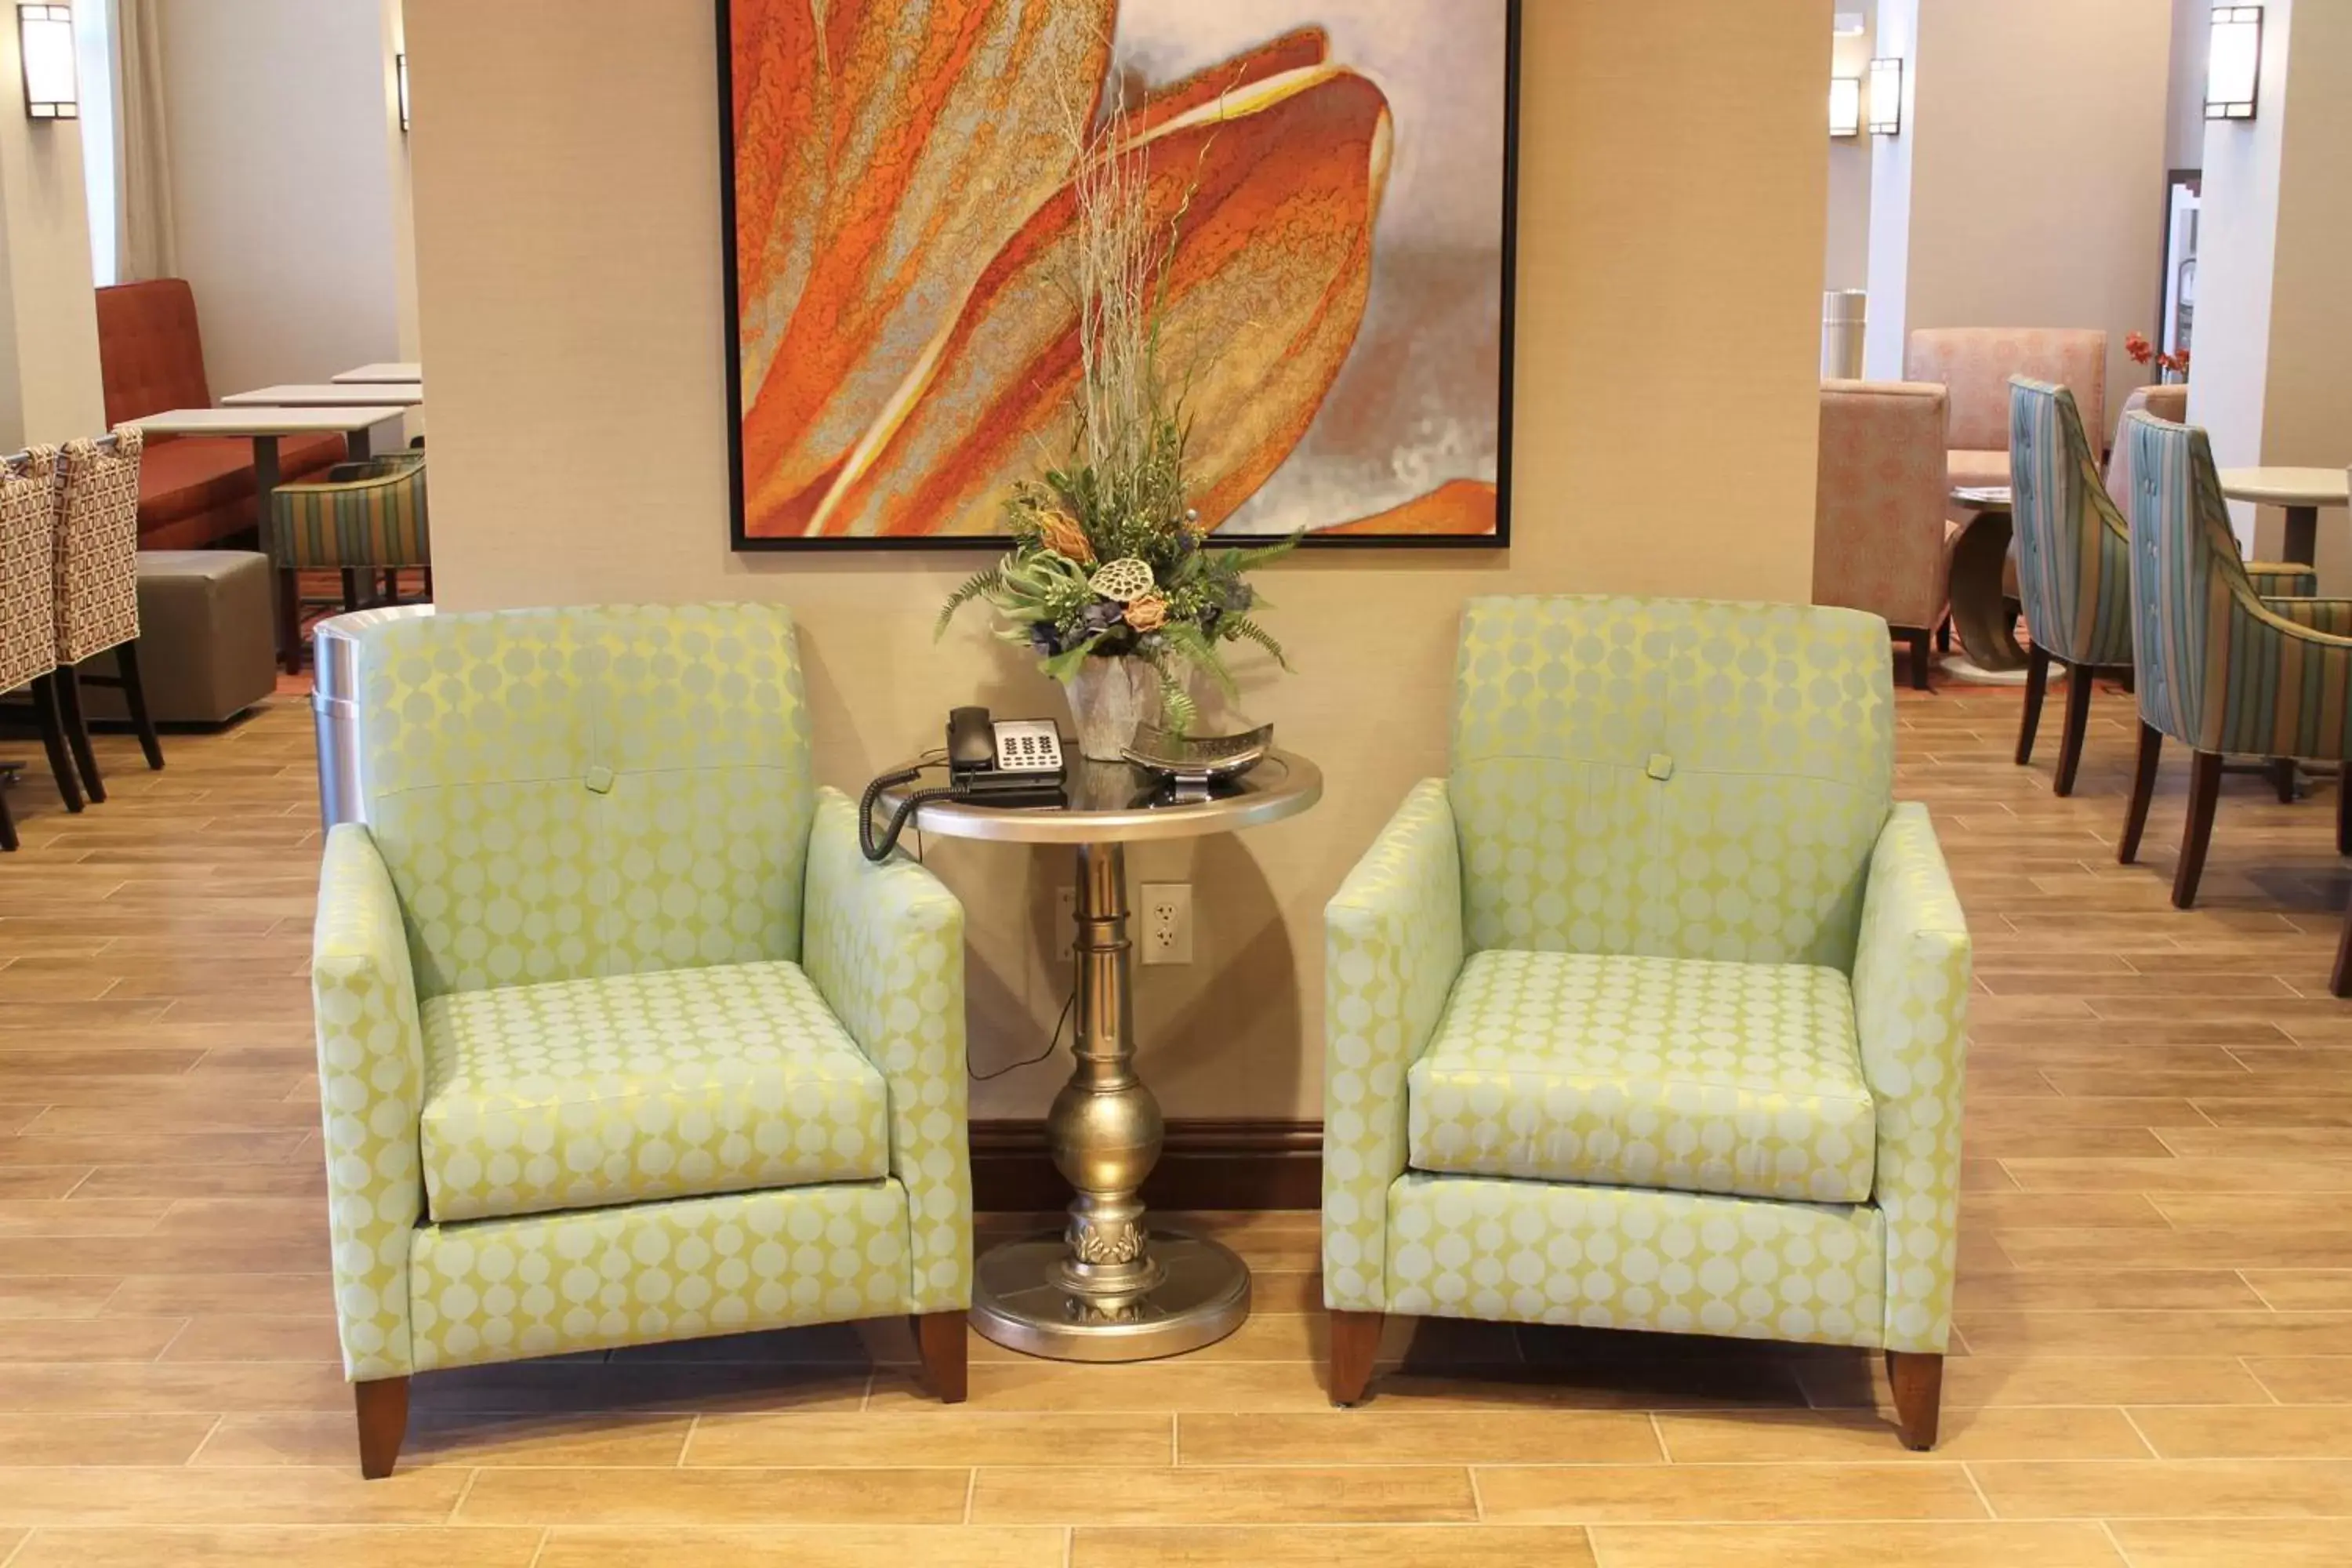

[2117,412,2352,908]
[2008,379,2311,798]
[269,453,430,662]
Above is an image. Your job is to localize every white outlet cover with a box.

[1140,882,1192,965]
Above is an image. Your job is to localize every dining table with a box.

[128,404,410,673]
[329,362,422,384]
[2218,466,2350,566]
[223,383,423,408]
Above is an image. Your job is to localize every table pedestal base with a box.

[971,1230,1250,1362]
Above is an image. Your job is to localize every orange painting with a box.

[720,0,1518,546]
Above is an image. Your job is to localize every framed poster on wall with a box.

[717,0,1521,550]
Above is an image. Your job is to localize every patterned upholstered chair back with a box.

[2123,412,2261,753]
[2009,378,2133,668]
[1906,328,2109,454]
[0,450,60,695]
[272,453,429,569]
[53,430,143,664]
[1813,379,1950,632]
[1449,596,1894,969]
[353,603,814,997]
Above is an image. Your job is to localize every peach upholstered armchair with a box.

[1905,327,2107,492]
[1814,379,1951,691]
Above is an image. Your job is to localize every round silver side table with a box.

[880,751,1321,1362]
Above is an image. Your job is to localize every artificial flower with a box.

[1040,512,1094,562]
[1123,594,1167,633]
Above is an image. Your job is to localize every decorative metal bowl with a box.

[1122,724,1272,789]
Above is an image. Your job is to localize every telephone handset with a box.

[861,707,1068,860]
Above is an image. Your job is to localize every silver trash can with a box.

[311,604,434,829]
[1821,289,1867,380]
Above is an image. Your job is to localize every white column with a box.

[0,11,106,448]
[2190,0,2352,575]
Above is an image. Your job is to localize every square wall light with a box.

[1867,56,1902,136]
[2206,5,2261,120]
[1829,75,1860,138]
[396,52,408,132]
[18,3,76,120]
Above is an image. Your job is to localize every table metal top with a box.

[223,384,423,408]
[330,362,423,384]
[130,406,412,437]
[2218,467,2350,507]
[876,750,1321,844]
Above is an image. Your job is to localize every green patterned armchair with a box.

[311,604,971,1478]
[1323,596,1969,1450]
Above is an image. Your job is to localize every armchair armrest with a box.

[1323,779,1465,1312]
[802,787,970,1313]
[2259,596,2352,637]
[1850,801,1970,1355]
[310,823,425,1381]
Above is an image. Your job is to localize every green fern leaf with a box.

[935,563,1006,639]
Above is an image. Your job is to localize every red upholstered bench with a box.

[95,280,344,548]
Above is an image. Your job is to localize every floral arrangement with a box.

[2125,330,2190,383]
[935,57,1294,734]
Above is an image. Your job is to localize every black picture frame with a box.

[717,0,1521,552]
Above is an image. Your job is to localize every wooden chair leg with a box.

[2339,773,2352,856]
[53,666,103,805]
[275,569,302,675]
[2053,659,2094,798]
[116,643,163,771]
[1886,1350,1943,1451]
[354,1375,409,1479]
[28,674,82,813]
[2271,758,2299,804]
[2335,902,2352,998]
[0,775,16,851]
[912,1309,967,1404]
[2014,646,2050,766]
[2173,749,2225,909]
[341,568,361,612]
[1937,616,1951,653]
[1328,1308,1385,1406]
[2120,723,2162,864]
[1904,628,1933,692]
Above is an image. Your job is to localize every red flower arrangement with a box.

[2125,330,2190,382]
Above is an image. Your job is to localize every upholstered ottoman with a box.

[76,550,276,724]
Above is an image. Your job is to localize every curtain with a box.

[109,0,176,283]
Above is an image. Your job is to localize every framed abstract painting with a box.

[718,0,1520,549]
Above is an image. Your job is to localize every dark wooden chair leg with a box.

[2271,758,2299,804]
[2015,645,2050,766]
[2335,903,2352,998]
[1905,628,1933,691]
[1886,1350,1943,1451]
[28,674,82,813]
[53,666,103,805]
[341,568,361,612]
[1937,616,1951,653]
[0,775,16,851]
[913,1309,967,1404]
[354,1375,409,1479]
[2053,659,2094,798]
[422,566,434,601]
[2173,749,2225,909]
[2339,774,2352,856]
[2120,723,2162,864]
[116,643,163,771]
[275,569,302,675]
[1328,1308,1385,1406]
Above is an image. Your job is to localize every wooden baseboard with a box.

[971,1117,1321,1213]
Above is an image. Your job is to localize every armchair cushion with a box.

[1406,949,1874,1204]
[418,960,890,1224]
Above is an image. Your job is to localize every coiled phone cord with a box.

[859,767,956,862]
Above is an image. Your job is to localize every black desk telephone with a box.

[860,706,1067,860]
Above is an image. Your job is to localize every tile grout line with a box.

[2100,1517,2139,1568]
[184,1412,227,1465]
[1466,1463,1486,1523]
[678,1413,698,1467]
[961,1465,978,1526]
[446,1465,484,1525]
[524,1526,550,1568]
[2114,1406,2161,1460]
[1958,1458,1998,1523]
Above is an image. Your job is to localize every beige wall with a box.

[160,0,411,398]
[0,15,103,448]
[2194,0,2352,577]
[406,0,1830,1118]
[1865,0,2171,434]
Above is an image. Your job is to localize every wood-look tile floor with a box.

[4,676,2352,1566]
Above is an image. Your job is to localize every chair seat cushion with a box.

[1406,949,1875,1204]
[419,960,891,1224]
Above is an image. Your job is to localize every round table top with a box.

[876,749,1322,845]
[2218,467,2350,507]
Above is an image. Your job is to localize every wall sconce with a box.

[396,52,408,132]
[2205,5,2261,120]
[1867,56,1903,136]
[18,3,77,121]
[1829,76,1861,139]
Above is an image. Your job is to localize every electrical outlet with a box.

[1053,886,1076,965]
[1141,882,1192,965]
